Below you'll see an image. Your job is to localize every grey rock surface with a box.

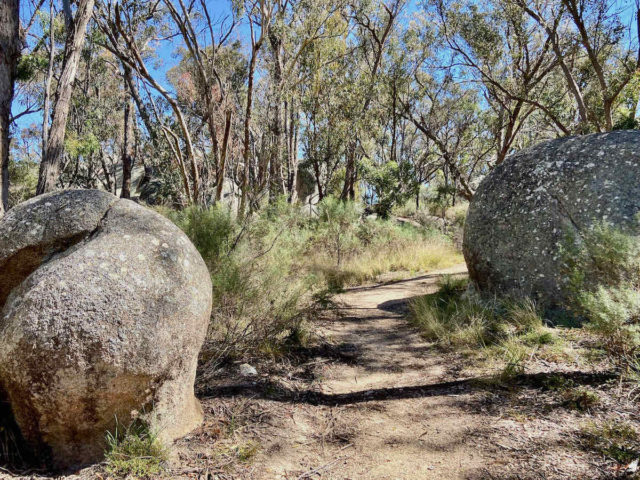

[463,131,640,306]
[0,190,212,468]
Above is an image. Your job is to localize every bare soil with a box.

[4,265,639,479]
[170,265,638,480]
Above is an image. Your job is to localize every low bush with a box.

[580,420,640,464]
[561,387,601,412]
[562,220,640,372]
[169,201,318,377]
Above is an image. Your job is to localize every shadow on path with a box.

[341,270,467,294]
[199,371,615,407]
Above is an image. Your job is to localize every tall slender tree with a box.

[0,0,21,216]
[37,0,96,194]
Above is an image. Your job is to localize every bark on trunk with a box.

[287,104,298,203]
[0,0,20,216]
[239,45,259,218]
[37,0,95,195]
[121,68,134,199]
[268,31,285,202]
[42,0,55,160]
[215,110,232,202]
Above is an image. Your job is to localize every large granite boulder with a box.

[0,190,212,468]
[463,131,640,306]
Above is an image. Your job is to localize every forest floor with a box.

[5,265,638,480]
[170,265,637,480]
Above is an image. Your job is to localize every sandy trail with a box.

[238,264,494,479]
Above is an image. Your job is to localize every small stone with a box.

[239,363,258,376]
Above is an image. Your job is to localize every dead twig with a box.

[295,443,353,479]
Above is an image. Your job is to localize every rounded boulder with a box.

[0,190,212,468]
[463,131,640,306]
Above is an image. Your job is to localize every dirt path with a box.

[194,265,497,479]
[254,264,490,479]
[174,264,616,480]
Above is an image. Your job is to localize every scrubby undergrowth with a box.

[410,218,640,380]
[162,196,462,376]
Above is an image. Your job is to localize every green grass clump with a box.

[409,276,555,377]
[580,420,640,464]
[409,276,544,349]
[104,420,168,478]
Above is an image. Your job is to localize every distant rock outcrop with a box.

[0,190,212,469]
[463,131,640,306]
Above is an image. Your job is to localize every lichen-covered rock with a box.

[0,190,212,468]
[463,131,640,306]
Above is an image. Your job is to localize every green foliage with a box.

[426,184,457,218]
[8,158,38,209]
[104,419,168,478]
[64,131,100,159]
[315,197,361,267]
[581,420,640,464]
[361,160,417,219]
[165,200,462,374]
[15,54,47,82]
[167,206,235,269]
[562,221,640,371]
[561,387,601,412]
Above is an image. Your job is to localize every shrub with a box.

[8,157,38,209]
[104,419,168,477]
[167,205,235,269]
[445,203,468,228]
[562,387,601,412]
[314,197,361,267]
[562,221,640,372]
[169,203,318,377]
[164,199,464,378]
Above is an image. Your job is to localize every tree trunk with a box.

[215,110,232,202]
[42,0,55,161]
[121,68,134,199]
[340,141,357,201]
[268,31,285,203]
[287,104,298,203]
[239,45,259,218]
[37,0,96,195]
[0,0,20,216]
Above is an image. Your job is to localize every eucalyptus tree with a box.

[339,0,404,201]
[37,0,96,194]
[0,0,21,216]
[95,0,201,204]
[163,0,239,203]
[516,0,640,132]
[238,0,275,217]
[433,0,563,160]
[264,0,347,202]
